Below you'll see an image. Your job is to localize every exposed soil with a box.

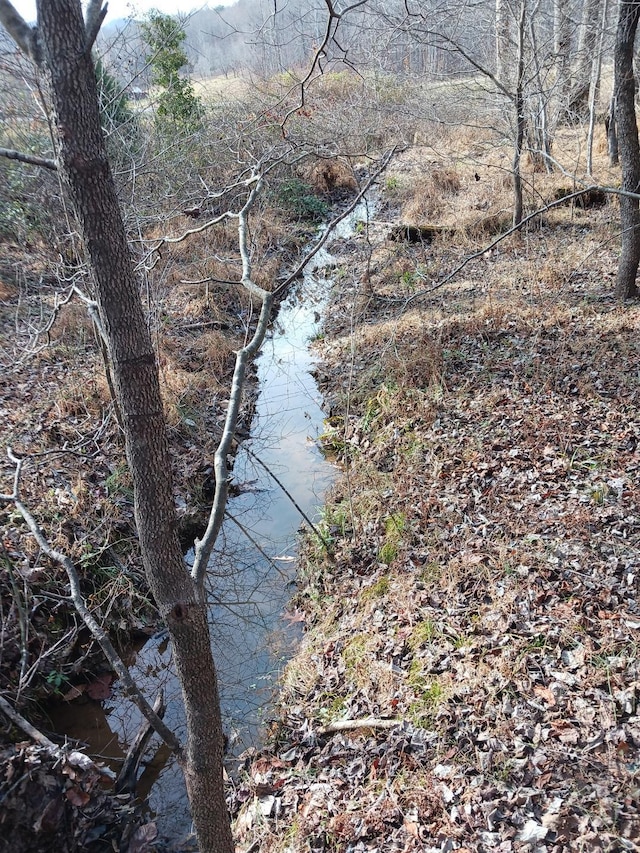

[230,142,640,852]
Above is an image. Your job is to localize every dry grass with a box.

[304,159,358,195]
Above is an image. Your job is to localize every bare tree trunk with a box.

[569,0,605,120]
[527,0,553,171]
[496,0,511,82]
[587,0,610,174]
[553,0,572,115]
[607,94,619,164]
[0,1,234,849]
[513,0,526,226]
[614,0,640,298]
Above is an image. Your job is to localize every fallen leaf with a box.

[517,819,548,843]
[127,822,158,853]
[65,785,91,807]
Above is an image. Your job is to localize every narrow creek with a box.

[48,200,371,841]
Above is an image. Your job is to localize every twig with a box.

[223,509,290,582]
[0,693,58,751]
[0,147,57,171]
[274,147,399,297]
[243,446,332,552]
[392,185,633,306]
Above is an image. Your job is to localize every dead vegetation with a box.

[230,126,640,852]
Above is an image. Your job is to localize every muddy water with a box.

[48,202,370,840]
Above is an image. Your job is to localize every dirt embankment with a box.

[231,144,640,852]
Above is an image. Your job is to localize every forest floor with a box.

[231,142,640,852]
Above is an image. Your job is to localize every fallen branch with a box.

[392,183,640,305]
[243,446,333,553]
[316,717,402,736]
[116,692,166,795]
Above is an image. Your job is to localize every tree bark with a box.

[614,0,640,298]
[552,0,572,121]
[586,0,610,175]
[607,95,619,165]
[0,2,235,850]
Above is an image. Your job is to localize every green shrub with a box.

[277,178,329,221]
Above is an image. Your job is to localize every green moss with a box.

[362,575,390,601]
[342,634,368,671]
[378,541,398,565]
[408,619,438,649]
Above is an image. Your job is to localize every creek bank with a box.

[231,192,640,852]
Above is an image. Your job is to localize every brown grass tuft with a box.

[305,158,357,194]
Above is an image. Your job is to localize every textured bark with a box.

[553,0,572,117]
[2,2,234,850]
[614,0,640,298]
[607,95,619,166]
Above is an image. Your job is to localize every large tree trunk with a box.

[22,2,234,850]
[614,0,640,298]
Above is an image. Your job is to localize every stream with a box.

[48,200,371,841]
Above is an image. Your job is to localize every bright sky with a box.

[20,0,236,24]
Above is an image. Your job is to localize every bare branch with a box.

[223,511,289,581]
[115,691,165,795]
[155,211,236,244]
[243,446,332,551]
[280,2,342,130]
[0,0,39,61]
[0,692,116,779]
[437,34,515,102]
[0,146,57,170]
[392,185,631,306]
[191,177,273,593]
[84,0,107,53]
